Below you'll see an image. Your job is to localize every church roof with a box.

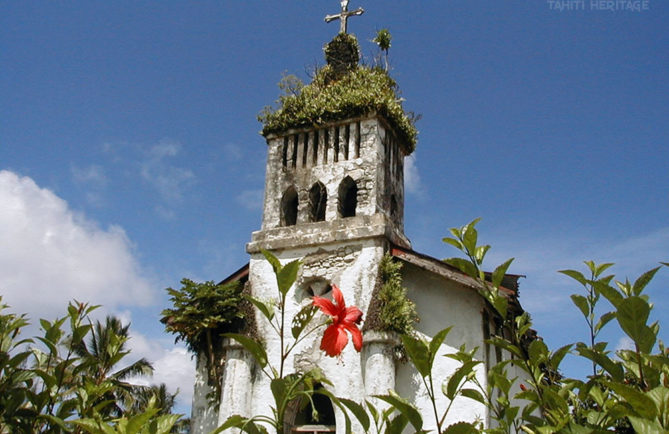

[388,244,525,317]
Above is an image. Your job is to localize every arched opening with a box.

[288,384,336,433]
[309,182,327,222]
[281,186,298,227]
[338,177,357,218]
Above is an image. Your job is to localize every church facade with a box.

[190,7,526,433]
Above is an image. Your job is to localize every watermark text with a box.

[547,0,650,12]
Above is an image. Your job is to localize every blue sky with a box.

[2,1,668,413]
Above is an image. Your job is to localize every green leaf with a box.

[460,388,486,404]
[443,421,479,434]
[375,390,423,431]
[549,344,573,370]
[528,339,549,365]
[463,224,480,258]
[261,249,282,274]
[214,415,268,434]
[594,281,623,308]
[444,257,478,279]
[594,311,616,334]
[627,416,664,434]
[474,245,491,263]
[151,414,182,434]
[647,386,669,413]
[488,336,523,359]
[270,377,288,409]
[126,408,159,434]
[605,381,657,419]
[442,237,463,251]
[429,327,452,367]
[617,296,656,353]
[444,360,480,400]
[570,294,590,318]
[575,344,624,381]
[559,269,588,286]
[247,296,275,322]
[277,259,300,296]
[632,267,660,296]
[400,334,430,377]
[72,418,114,434]
[594,262,615,276]
[384,413,409,434]
[492,258,514,289]
[492,295,509,319]
[223,333,268,368]
[339,398,370,432]
[291,304,317,340]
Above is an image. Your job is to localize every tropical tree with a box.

[74,316,154,417]
[0,299,183,433]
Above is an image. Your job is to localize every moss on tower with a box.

[258,34,418,153]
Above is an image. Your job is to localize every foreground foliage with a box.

[207,220,668,433]
[0,299,184,433]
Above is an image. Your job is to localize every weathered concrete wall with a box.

[190,353,219,434]
[397,262,489,431]
[240,239,385,433]
[260,116,406,238]
[217,339,254,428]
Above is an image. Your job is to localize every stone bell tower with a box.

[248,113,411,253]
[205,5,420,433]
[190,3,528,433]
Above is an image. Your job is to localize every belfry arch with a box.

[309,181,327,222]
[337,176,357,218]
[280,186,298,226]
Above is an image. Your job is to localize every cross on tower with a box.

[325,0,364,34]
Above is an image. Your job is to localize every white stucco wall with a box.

[241,239,386,433]
[191,353,219,434]
[397,262,489,432]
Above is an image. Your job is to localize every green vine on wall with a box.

[365,254,418,337]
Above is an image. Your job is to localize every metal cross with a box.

[325,0,364,34]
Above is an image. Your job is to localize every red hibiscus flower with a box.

[313,284,363,357]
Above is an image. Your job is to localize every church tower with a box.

[209,4,418,432]
[190,3,525,433]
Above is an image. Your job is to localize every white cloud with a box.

[71,164,107,186]
[222,143,243,161]
[140,140,195,202]
[615,336,635,352]
[236,189,264,211]
[72,164,108,207]
[126,330,195,410]
[404,154,422,195]
[0,170,155,320]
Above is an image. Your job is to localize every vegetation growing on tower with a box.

[364,253,418,336]
[259,33,419,152]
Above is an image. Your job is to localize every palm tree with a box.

[74,316,153,417]
[373,28,392,71]
[124,384,190,433]
[125,383,175,416]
